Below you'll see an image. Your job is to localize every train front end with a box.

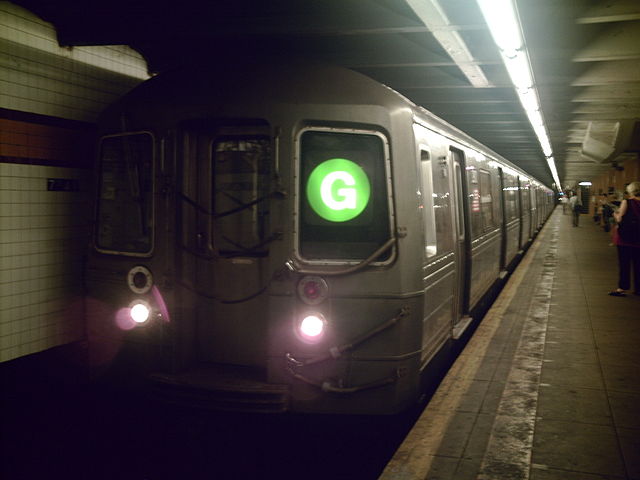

[85,63,425,414]
[266,125,423,414]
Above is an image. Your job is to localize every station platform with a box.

[380,208,640,480]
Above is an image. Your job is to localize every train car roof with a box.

[101,58,552,190]
[101,57,409,120]
[410,102,545,185]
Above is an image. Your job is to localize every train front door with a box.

[180,122,272,368]
[450,148,472,338]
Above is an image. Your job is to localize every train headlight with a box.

[130,301,151,324]
[298,313,327,343]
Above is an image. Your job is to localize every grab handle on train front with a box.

[285,236,396,277]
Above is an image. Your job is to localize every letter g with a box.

[320,171,357,210]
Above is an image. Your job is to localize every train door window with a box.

[467,166,482,238]
[297,128,393,262]
[479,169,494,231]
[521,182,531,216]
[211,129,271,256]
[433,157,453,256]
[180,129,200,253]
[453,162,465,237]
[419,148,437,257]
[96,132,154,255]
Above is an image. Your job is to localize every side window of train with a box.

[466,166,494,236]
[521,182,530,214]
[413,124,453,257]
[479,169,494,231]
[504,175,518,221]
[96,132,154,255]
[419,148,437,258]
[211,128,271,256]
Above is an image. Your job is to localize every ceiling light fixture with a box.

[476,0,562,189]
[406,0,492,88]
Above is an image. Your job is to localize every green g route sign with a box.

[306,158,371,222]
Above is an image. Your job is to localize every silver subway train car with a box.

[86,60,554,414]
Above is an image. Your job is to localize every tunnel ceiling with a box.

[13,0,640,189]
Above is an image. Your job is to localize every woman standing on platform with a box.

[609,181,640,297]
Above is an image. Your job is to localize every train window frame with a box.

[94,131,155,257]
[293,126,396,266]
[418,146,438,258]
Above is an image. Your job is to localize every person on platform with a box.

[568,191,581,227]
[609,181,640,297]
[560,194,568,214]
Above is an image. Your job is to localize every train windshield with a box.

[298,129,392,261]
[95,132,153,255]
[212,135,271,256]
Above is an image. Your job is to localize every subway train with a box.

[86,58,554,414]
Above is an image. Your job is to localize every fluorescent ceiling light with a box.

[476,0,523,55]
[578,181,592,186]
[406,0,491,87]
[526,109,544,128]
[476,0,562,189]
[518,88,539,112]
[539,137,553,158]
[547,157,561,189]
[501,50,534,92]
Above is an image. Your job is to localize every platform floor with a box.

[381,208,640,480]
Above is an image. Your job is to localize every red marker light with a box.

[297,276,328,305]
[304,281,320,299]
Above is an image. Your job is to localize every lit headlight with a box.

[298,313,327,343]
[130,301,151,324]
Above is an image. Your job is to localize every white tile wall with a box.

[0,1,150,122]
[0,162,90,362]
[0,2,150,361]
[0,2,149,79]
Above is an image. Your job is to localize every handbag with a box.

[618,199,640,244]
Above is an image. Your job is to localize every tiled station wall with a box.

[0,1,149,362]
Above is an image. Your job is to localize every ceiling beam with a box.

[573,21,640,61]
[576,0,640,24]
[572,60,640,85]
